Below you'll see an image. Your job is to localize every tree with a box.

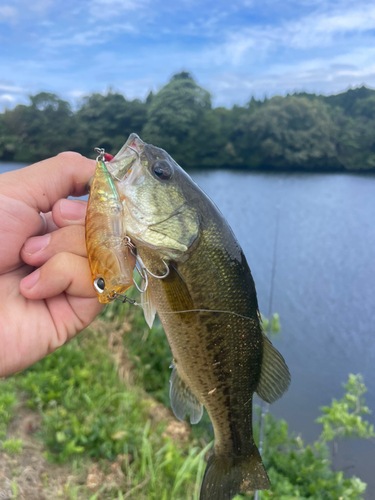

[76,91,147,157]
[232,96,343,170]
[142,72,212,168]
[335,95,375,170]
[1,92,80,162]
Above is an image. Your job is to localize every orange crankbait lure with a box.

[85,156,133,303]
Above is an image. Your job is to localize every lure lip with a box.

[106,134,144,182]
[112,133,144,160]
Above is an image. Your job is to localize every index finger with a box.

[0,152,95,214]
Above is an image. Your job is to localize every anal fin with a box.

[256,333,291,404]
[169,361,203,425]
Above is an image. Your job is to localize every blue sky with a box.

[1,0,375,110]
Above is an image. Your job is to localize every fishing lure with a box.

[85,149,134,303]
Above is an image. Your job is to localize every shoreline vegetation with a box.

[0,72,374,172]
[1,299,374,499]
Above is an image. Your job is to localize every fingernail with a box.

[21,269,40,289]
[24,234,50,255]
[60,199,86,221]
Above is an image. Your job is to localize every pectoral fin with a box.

[169,361,203,425]
[162,263,195,313]
[256,334,291,404]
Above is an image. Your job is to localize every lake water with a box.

[2,162,375,496]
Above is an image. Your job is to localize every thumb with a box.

[0,152,95,214]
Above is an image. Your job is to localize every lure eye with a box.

[94,277,105,294]
[152,160,172,180]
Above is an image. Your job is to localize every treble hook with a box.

[138,253,170,280]
[109,291,139,305]
[122,236,170,293]
[133,273,148,294]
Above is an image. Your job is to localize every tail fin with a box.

[200,447,270,500]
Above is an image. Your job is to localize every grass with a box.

[1,438,23,454]
[3,301,214,499]
[0,378,18,439]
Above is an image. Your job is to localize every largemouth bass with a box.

[85,159,133,303]
[108,134,291,500]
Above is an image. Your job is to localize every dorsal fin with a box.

[256,334,291,403]
[169,361,203,425]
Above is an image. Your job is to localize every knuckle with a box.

[62,224,85,237]
[53,251,73,269]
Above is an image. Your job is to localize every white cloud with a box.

[285,5,375,48]
[202,3,375,67]
[38,20,139,50]
[27,0,53,15]
[0,5,19,24]
[89,0,149,20]
[208,47,375,105]
[0,94,16,103]
[68,90,86,98]
[0,82,25,94]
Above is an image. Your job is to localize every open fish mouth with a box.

[106,133,144,182]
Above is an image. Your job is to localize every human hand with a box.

[0,152,102,376]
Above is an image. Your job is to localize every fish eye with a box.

[94,277,105,294]
[152,160,172,180]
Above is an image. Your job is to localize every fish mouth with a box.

[106,134,145,182]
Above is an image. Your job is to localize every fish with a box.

[108,134,291,500]
[85,159,133,303]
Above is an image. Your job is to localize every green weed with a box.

[15,332,155,462]
[0,378,18,438]
[1,438,23,454]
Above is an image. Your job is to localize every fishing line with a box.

[255,197,281,500]
[143,306,254,322]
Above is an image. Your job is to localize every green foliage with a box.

[76,91,147,158]
[1,438,23,454]
[0,75,375,170]
[246,374,374,499]
[232,96,342,171]
[15,333,154,462]
[124,422,213,500]
[8,321,214,498]
[2,92,81,162]
[257,413,367,500]
[0,378,18,438]
[335,96,375,170]
[142,71,212,168]
[261,313,281,338]
[316,374,375,442]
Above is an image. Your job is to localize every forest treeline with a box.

[1,71,375,171]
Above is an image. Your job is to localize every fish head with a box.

[107,134,201,260]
